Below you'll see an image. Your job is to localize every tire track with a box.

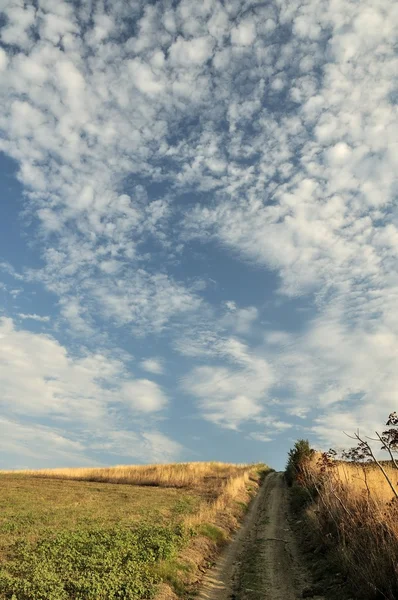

[197,472,325,600]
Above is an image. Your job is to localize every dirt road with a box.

[197,471,325,600]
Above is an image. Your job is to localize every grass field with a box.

[0,462,268,600]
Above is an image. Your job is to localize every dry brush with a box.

[289,416,398,599]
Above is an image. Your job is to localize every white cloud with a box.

[231,20,256,46]
[0,262,23,281]
[271,77,285,91]
[59,298,94,335]
[248,432,272,443]
[90,272,201,334]
[98,430,182,464]
[181,339,274,429]
[140,358,164,375]
[0,0,397,457]
[0,417,182,467]
[310,411,387,452]
[0,48,8,71]
[169,36,214,66]
[261,302,398,450]
[265,331,292,346]
[128,59,165,95]
[18,313,50,322]
[327,142,353,166]
[0,417,90,466]
[0,3,36,49]
[0,317,167,419]
[0,317,181,465]
[221,304,258,334]
[121,379,167,413]
[139,432,183,463]
[248,416,293,443]
[207,7,229,40]
[176,0,398,448]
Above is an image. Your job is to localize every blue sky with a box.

[0,0,397,471]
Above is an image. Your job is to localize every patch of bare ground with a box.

[197,472,331,600]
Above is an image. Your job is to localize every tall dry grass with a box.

[183,469,253,527]
[300,455,398,599]
[334,460,397,503]
[305,452,398,502]
[0,462,265,529]
[1,461,252,491]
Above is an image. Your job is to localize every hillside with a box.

[0,462,268,600]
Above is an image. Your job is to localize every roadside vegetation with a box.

[0,462,269,600]
[286,415,398,600]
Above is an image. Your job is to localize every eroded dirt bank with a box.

[197,471,326,600]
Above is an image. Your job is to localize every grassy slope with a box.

[0,463,268,600]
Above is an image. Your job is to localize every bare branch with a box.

[343,431,359,440]
[375,431,398,471]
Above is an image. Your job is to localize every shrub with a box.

[289,482,315,513]
[285,439,314,486]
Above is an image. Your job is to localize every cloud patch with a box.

[18,313,50,322]
[181,338,274,430]
[0,0,397,463]
[0,317,169,420]
[140,358,164,375]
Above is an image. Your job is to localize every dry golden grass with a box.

[305,452,398,503]
[299,455,398,599]
[334,461,398,503]
[183,469,253,527]
[1,461,251,492]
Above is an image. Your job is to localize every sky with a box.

[0,0,397,471]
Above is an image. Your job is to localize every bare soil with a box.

[197,472,326,600]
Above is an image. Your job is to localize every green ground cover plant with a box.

[0,524,187,600]
[0,475,197,600]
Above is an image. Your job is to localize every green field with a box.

[0,475,199,600]
[0,464,266,600]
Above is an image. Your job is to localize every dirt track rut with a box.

[197,471,325,600]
